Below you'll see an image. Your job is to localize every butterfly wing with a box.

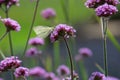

[33,26,53,38]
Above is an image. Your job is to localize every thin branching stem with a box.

[22,0,40,57]
[0,31,8,41]
[0,50,5,59]
[5,6,14,56]
[63,37,74,80]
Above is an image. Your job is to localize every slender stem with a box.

[8,32,14,56]
[0,50,5,59]
[79,61,88,80]
[22,0,40,57]
[0,31,8,41]
[63,37,74,80]
[101,17,108,76]
[5,6,15,80]
[5,6,14,56]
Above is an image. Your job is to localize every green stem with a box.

[0,50,5,59]
[101,17,108,76]
[5,6,14,56]
[5,6,15,80]
[8,32,14,56]
[22,0,40,57]
[79,61,88,80]
[0,31,8,41]
[63,38,74,80]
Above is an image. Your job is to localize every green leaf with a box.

[33,26,54,38]
[107,29,120,52]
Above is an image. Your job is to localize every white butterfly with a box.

[33,26,54,38]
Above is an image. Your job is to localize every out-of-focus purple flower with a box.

[41,8,56,19]
[29,66,46,77]
[57,65,70,76]
[85,0,102,8]
[0,78,3,80]
[0,0,19,8]
[7,0,19,8]
[78,47,92,58]
[105,0,120,6]
[44,72,56,80]
[0,56,21,72]
[106,76,120,80]
[1,18,21,31]
[50,24,76,42]
[95,3,118,17]
[89,72,106,80]
[28,37,44,46]
[0,0,5,6]
[85,0,119,8]
[14,67,29,78]
[26,47,42,57]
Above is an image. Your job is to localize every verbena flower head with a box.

[1,18,21,31]
[50,24,76,42]
[57,65,70,76]
[14,67,29,78]
[0,56,21,72]
[26,47,42,57]
[41,8,56,19]
[95,3,118,17]
[85,0,119,8]
[89,72,106,80]
[28,37,44,46]
[29,66,46,77]
[78,47,93,58]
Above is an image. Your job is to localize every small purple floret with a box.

[14,67,29,78]
[28,37,44,46]
[0,56,21,72]
[57,65,70,76]
[41,8,56,19]
[29,66,46,77]
[1,18,21,31]
[95,3,118,17]
[50,24,76,42]
[89,72,106,80]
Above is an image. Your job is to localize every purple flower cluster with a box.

[75,47,92,61]
[0,56,21,72]
[0,0,19,8]
[57,65,70,76]
[14,67,29,78]
[85,0,119,17]
[28,37,44,46]
[1,18,21,31]
[89,72,106,80]
[50,24,76,42]
[95,3,118,17]
[29,66,46,77]
[41,8,56,19]
[26,47,42,57]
